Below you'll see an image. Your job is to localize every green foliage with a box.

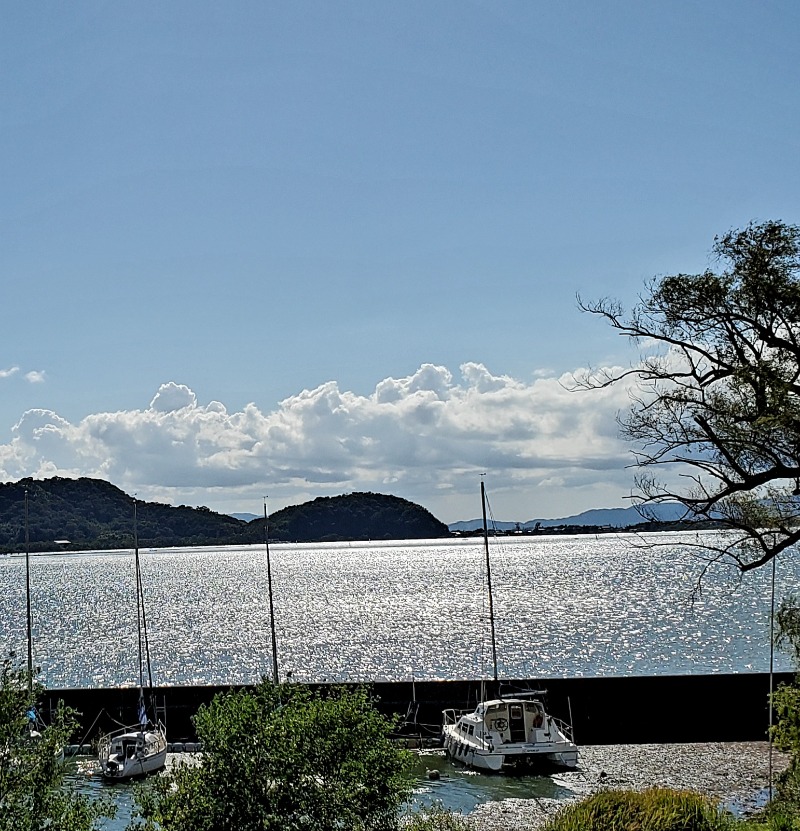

[541,788,735,831]
[402,804,471,829]
[0,654,114,831]
[129,681,413,831]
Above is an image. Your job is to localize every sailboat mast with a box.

[481,480,499,683]
[132,499,154,692]
[264,500,280,684]
[134,499,145,690]
[24,487,33,691]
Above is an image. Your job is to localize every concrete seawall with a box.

[43,672,793,746]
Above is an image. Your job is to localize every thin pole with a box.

[769,552,776,802]
[24,488,33,691]
[133,498,154,693]
[481,480,499,684]
[134,499,145,690]
[264,499,280,684]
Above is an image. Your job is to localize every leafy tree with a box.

[129,681,413,831]
[579,220,800,572]
[0,654,113,831]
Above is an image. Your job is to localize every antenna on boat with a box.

[24,487,33,692]
[481,477,499,684]
[264,498,280,684]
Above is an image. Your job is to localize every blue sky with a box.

[2,1,799,524]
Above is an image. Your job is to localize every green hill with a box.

[258,492,450,543]
[0,477,450,552]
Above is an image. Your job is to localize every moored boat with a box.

[97,706,167,779]
[98,499,167,780]
[441,481,578,772]
[442,692,578,771]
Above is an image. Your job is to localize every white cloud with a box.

[0,363,641,522]
[0,367,19,379]
[150,382,197,412]
[24,370,45,383]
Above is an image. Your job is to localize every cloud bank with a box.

[0,363,637,522]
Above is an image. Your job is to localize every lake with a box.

[0,529,793,688]
[4,529,792,829]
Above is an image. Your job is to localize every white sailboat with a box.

[98,499,167,780]
[441,481,578,772]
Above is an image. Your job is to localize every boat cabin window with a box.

[467,725,474,736]
[510,705,523,720]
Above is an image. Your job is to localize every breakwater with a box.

[44,672,792,747]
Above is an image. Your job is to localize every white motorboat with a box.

[441,481,579,772]
[98,499,167,780]
[442,692,578,771]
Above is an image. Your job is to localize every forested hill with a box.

[0,477,450,552]
[265,492,449,542]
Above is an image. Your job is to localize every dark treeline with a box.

[0,477,450,552]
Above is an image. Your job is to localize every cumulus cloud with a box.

[0,367,19,379]
[25,370,45,383]
[150,382,197,412]
[0,362,641,520]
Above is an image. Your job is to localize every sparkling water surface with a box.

[0,530,793,688]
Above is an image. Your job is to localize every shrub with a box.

[129,681,413,831]
[541,788,735,831]
[403,804,471,829]
[0,653,114,831]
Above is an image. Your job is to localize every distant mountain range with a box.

[447,503,689,532]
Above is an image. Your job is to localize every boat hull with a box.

[98,724,168,781]
[443,727,578,771]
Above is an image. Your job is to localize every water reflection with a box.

[410,750,575,814]
[0,531,791,688]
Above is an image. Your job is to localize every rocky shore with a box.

[465,742,788,831]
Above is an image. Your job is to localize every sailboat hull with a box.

[98,723,168,780]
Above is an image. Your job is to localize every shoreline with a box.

[463,742,788,831]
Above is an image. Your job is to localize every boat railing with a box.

[549,714,575,742]
[442,708,474,726]
[442,708,458,726]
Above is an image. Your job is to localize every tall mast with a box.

[24,487,33,691]
[481,479,499,683]
[264,499,280,684]
[134,498,154,691]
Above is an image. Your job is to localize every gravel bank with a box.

[465,743,788,831]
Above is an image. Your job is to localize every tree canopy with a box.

[580,220,800,572]
[129,682,412,831]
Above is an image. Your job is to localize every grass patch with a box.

[541,788,736,831]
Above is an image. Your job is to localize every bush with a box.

[403,804,471,829]
[0,653,114,831]
[129,681,413,831]
[541,788,735,831]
